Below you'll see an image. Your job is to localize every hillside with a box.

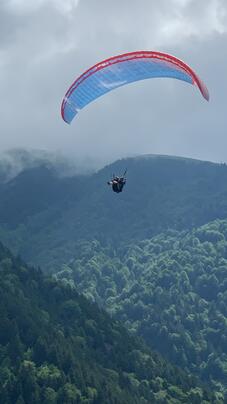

[0,242,215,404]
[55,219,227,398]
[1,154,227,270]
[1,153,227,400]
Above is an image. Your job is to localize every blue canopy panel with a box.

[61,51,209,124]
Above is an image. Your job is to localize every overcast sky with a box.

[0,0,226,169]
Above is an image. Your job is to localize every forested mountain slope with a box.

[55,219,227,398]
[0,242,215,404]
[1,155,227,270]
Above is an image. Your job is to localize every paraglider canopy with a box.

[61,50,209,124]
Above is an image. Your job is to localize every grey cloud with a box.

[0,0,227,169]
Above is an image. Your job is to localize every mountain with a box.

[54,219,227,398]
[1,152,227,400]
[0,242,215,404]
[1,154,227,270]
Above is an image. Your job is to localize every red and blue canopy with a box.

[61,51,209,124]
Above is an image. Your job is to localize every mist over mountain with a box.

[0,149,98,183]
[0,153,227,269]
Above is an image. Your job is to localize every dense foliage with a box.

[0,242,215,403]
[55,219,227,398]
[1,156,227,270]
[1,154,227,402]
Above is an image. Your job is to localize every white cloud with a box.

[7,0,46,13]
[7,0,80,15]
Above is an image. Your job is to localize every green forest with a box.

[55,219,227,396]
[0,242,215,403]
[1,154,227,402]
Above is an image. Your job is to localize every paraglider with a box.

[61,50,209,124]
[61,51,209,195]
[108,170,127,193]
